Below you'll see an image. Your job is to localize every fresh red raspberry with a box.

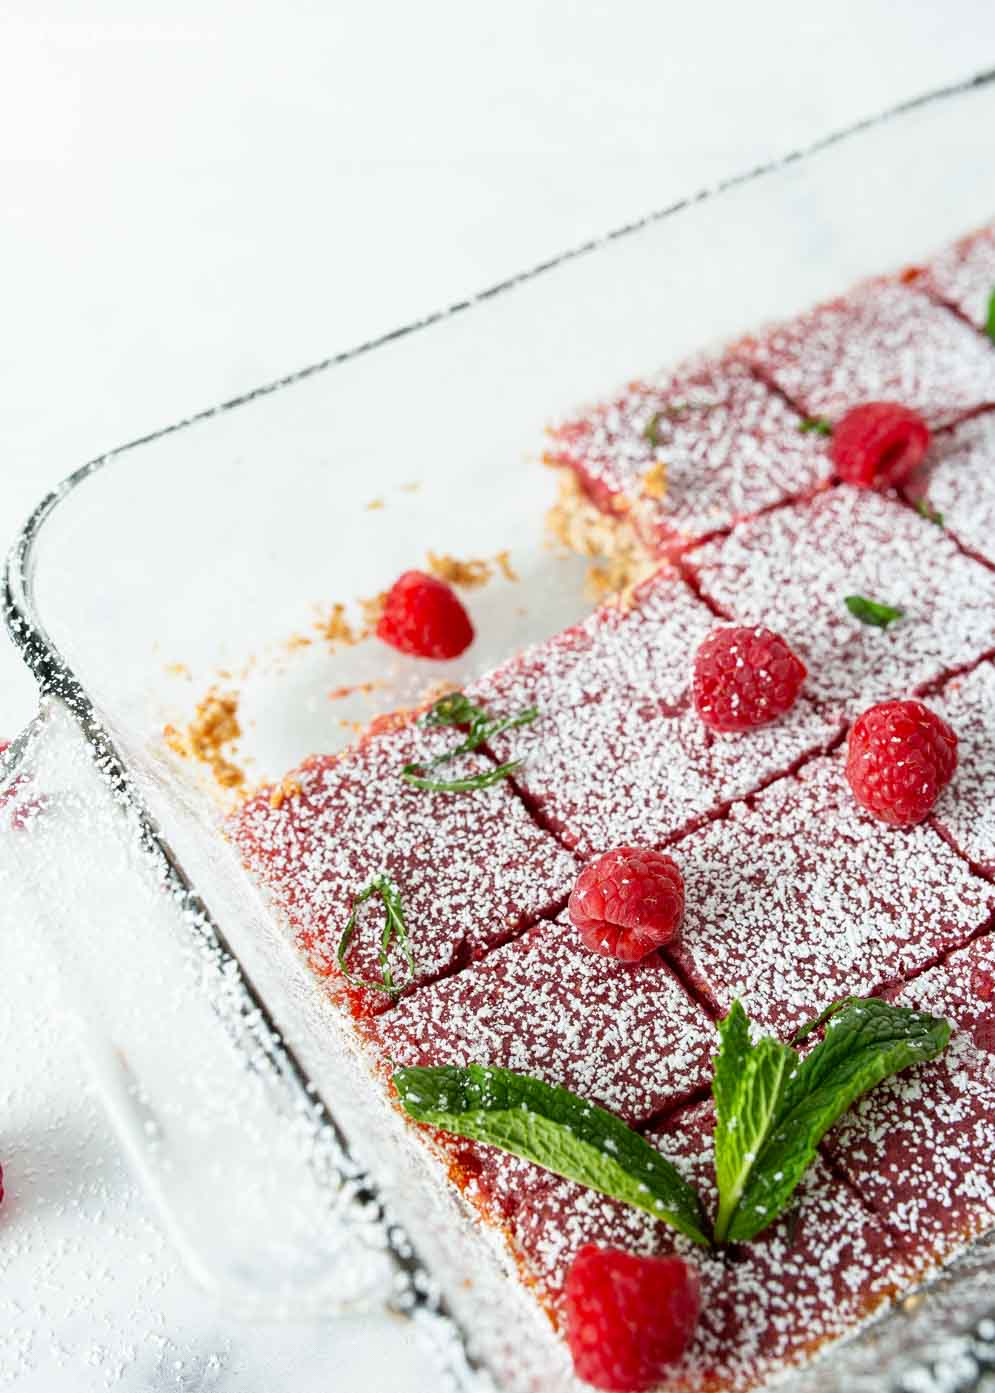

[830,402,930,490]
[692,626,806,733]
[565,1245,700,1392]
[569,847,684,961]
[845,699,957,827]
[376,571,474,660]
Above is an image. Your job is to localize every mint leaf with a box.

[712,1004,797,1244]
[401,693,538,793]
[844,594,903,628]
[987,286,995,344]
[713,998,950,1243]
[401,760,524,793]
[798,416,833,436]
[915,498,944,527]
[336,875,415,997]
[394,1064,710,1246]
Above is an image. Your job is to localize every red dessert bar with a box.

[739,279,995,428]
[231,719,578,1016]
[823,933,995,1276]
[688,487,995,721]
[508,1101,909,1393]
[371,915,710,1125]
[545,356,833,562]
[369,913,714,1218]
[930,660,995,878]
[917,222,995,331]
[470,569,838,857]
[667,754,995,1036]
[910,411,995,568]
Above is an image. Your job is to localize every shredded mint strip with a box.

[394,1064,711,1246]
[845,594,903,628]
[915,498,944,527]
[712,998,950,1243]
[336,875,414,997]
[401,692,538,793]
[798,416,833,435]
[987,286,995,344]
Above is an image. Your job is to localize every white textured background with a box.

[2,5,994,1388]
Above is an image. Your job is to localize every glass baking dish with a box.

[3,68,995,1393]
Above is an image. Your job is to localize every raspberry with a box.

[845,699,957,827]
[830,402,930,490]
[569,847,684,961]
[565,1245,700,1392]
[692,626,806,733]
[376,571,474,660]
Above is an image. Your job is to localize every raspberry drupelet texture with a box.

[829,402,930,490]
[376,569,474,659]
[846,699,958,827]
[692,626,806,733]
[568,847,685,961]
[565,1245,701,1392]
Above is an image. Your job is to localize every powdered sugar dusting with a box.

[230,720,577,1015]
[918,223,995,331]
[824,933,995,1272]
[510,1101,908,1392]
[689,488,995,721]
[472,570,838,856]
[912,411,995,568]
[371,914,713,1125]
[931,660,995,877]
[668,754,995,1035]
[740,279,995,427]
[546,355,833,558]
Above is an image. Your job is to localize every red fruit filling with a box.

[846,699,957,827]
[692,625,806,733]
[830,402,930,490]
[565,1245,700,1393]
[376,570,474,660]
[569,848,685,962]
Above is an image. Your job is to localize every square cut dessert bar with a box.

[666,753,995,1037]
[914,221,995,332]
[738,278,995,429]
[908,411,995,569]
[930,659,995,879]
[687,487,995,722]
[231,718,579,1017]
[822,933,995,1277]
[368,913,714,1220]
[545,355,833,564]
[504,1100,911,1393]
[469,568,839,857]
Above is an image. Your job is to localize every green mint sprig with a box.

[845,594,903,628]
[336,874,415,997]
[711,997,948,1242]
[401,692,538,793]
[798,416,833,436]
[986,286,995,344]
[915,498,944,527]
[394,1063,710,1245]
[394,997,950,1247]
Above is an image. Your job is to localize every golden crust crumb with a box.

[367,498,385,511]
[164,691,246,791]
[544,468,656,603]
[495,549,518,582]
[318,603,358,645]
[641,460,668,500]
[269,777,302,810]
[359,591,387,630]
[426,551,492,589]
